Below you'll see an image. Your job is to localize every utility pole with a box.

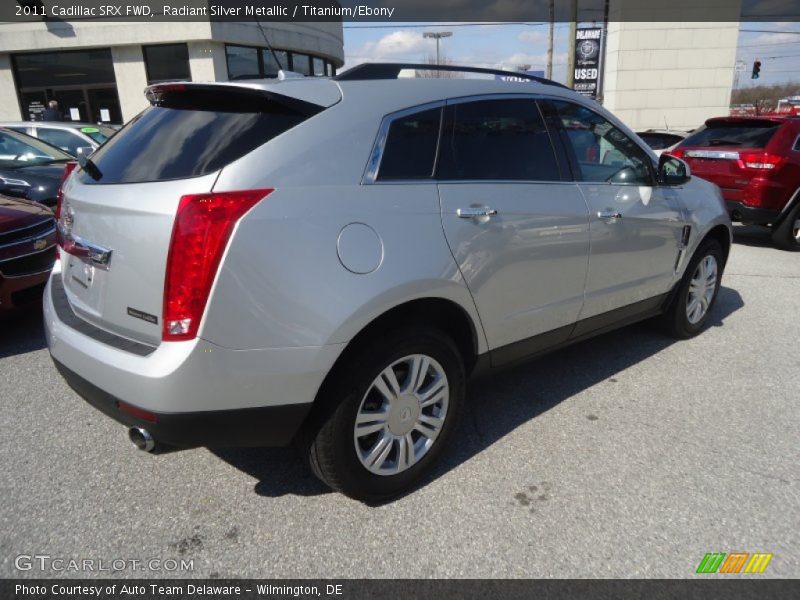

[566,0,578,88]
[546,0,554,79]
[423,31,452,77]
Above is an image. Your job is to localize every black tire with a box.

[660,239,725,339]
[304,328,466,502]
[771,202,800,251]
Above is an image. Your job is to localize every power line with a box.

[740,29,800,35]
[739,40,800,48]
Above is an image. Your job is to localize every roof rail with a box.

[334,62,568,89]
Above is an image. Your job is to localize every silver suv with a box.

[44,64,732,501]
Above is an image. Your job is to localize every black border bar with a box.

[3,579,800,600]
[3,0,800,23]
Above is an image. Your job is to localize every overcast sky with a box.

[342,21,800,89]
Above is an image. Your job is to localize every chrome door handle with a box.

[597,211,622,220]
[457,207,498,218]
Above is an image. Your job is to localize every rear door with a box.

[436,97,590,358]
[58,84,321,345]
[547,99,686,318]
[672,117,783,202]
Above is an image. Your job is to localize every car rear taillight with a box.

[55,161,78,258]
[55,161,78,222]
[738,152,784,170]
[667,148,685,159]
[162,188,272,341]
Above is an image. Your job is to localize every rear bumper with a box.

[44,267,345,447]
[52,358,311,447]
[725,201,781,225]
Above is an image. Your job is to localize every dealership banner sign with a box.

[573,27,604,99]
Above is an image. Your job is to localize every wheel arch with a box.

[310,296,482,412]
[334,296,480,374]
[701,223,732,267]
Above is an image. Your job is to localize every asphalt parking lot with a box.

[0,225,797,579]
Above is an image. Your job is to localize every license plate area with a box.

[64,255,107,318]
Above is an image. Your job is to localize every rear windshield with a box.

[81,90,311,184]
[638,133,684,150]
[681,120,781,149]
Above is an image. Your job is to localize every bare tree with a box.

[732,82,800,115]
[414,54,465,79]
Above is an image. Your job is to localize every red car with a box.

[670,115,800,250]
[0,194,56,312]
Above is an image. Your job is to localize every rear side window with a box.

[82,88,313,184]
[682,120,781,149]
[437,99,560,181]
[377,107,441,180]
[37,128,83,156]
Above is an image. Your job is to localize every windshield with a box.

[79,125,117,144]
[681,120,781,149]
[0,128,73,168]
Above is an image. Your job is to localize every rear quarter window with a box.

[377,107,442,180]
[82,91,310,184]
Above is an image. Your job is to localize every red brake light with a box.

[117,400,158,423]
[55,161,78,221]
[162,188,272,341]
[738,151,784,170]
[667,148,685,159]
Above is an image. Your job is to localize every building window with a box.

[226,44,334,80]
[313,57,325,77]
[261,49,289,77]
[291,53,311,76]
[143,44,190,84]
[226,45,260,80]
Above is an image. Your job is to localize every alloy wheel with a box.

[353,354,449,476]
[686,255,718,325]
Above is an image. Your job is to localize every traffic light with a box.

[752,60,761,79]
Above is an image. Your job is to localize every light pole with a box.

[423,31,452,76]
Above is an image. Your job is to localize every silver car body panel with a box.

[44,76,731,420]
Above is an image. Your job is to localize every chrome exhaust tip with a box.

[128,427,156,453]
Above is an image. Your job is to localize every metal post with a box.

[547,0,554,79]
[567,0,578,88]
[423,31,453,78]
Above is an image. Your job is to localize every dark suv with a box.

[670,116,800,249]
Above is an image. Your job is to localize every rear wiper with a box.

[708,139,742,146]
[78,153,102,181]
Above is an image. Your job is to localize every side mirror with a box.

[658,154,691,185]
[76,146,94,157]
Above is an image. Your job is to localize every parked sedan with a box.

[0,128,75,208]
[0,194,56,312]
[0,122,117,157]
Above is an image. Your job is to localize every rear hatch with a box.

[57,82,332,346]
[671,117,783,201]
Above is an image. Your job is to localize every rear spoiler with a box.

[144,82,324,117]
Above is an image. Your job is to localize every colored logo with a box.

[696,552,773,574]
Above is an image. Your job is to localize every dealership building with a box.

[0,18,344,124]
